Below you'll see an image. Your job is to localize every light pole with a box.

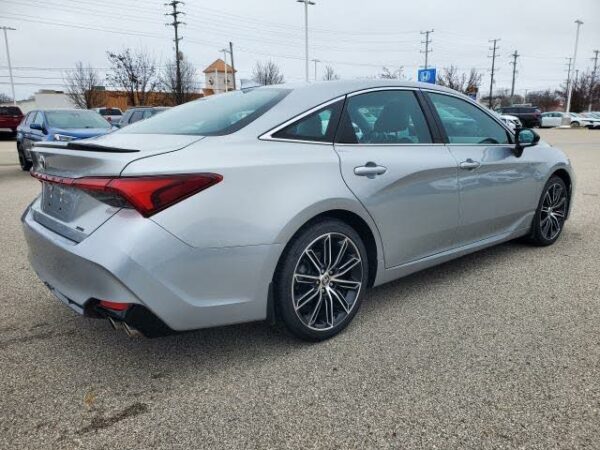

[297,0,315,82]
[220,48,229,92]
[312,58,319,81]
[565,19,583,113]
[1,26,16,105]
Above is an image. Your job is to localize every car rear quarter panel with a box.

[122,136,383,253]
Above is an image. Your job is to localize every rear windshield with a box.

[120,88,290,136]
[0,106,23,116]
[46,110,111,129]
[99,108,122,116]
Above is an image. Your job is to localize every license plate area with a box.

[41,182,80,221]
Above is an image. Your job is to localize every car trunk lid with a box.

[29,133,204,242]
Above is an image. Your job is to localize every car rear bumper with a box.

[22,201,282,332]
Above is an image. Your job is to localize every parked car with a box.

[579,112,600,129]
[499,114,522,131]
[541,111,570,128]
[92,107,123,124]
[498,106,542,127]
[22,81,574,341]
[116,107,169,128]
[0,105,24,136]
[16,109,112,171]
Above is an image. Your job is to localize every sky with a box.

[0,0,599,101]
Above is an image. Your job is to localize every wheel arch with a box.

[549,167,573,219]
[274,206,382,289]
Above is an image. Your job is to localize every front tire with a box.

[17,145,32,171]
[275,219,369,341]
[570,121,580,128]
[527,176,568,246]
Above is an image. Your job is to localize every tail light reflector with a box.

[31,172,222,217]
[99,300,131,311]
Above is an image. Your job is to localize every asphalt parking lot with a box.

[0,129,599,449]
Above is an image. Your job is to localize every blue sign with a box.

[418,68,436,84]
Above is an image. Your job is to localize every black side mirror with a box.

[514,128,540,157]
[30,123,48,134]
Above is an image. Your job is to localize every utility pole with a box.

[1,26,16,105]
[229,41,236,90]
[589,49,598,111]
[297,0,315,82]
[221,48,229,92]
[420,29,434,69]
[488,38,500,108]
[312,58,319,81]
[566,19,583,113]
[509,50,520,101]
[165,1,185,104]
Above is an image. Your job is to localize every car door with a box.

[425,91,539,246]
[22,111,40,153]
[334,89,460,268]
[29,111,47,145]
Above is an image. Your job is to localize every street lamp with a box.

[1,26,16,105]
[297,0,315,82]
[566,19,583,113]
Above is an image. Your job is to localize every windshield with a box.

[46,110,111,129]
[120,88,290,136]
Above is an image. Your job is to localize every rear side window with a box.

[428,93,509,145]
[337,90,432,144]
[272,100,343,142]
[100,108,122,116]
[121,88,290,136]
[130,110,145,123]
[0,106,22,116]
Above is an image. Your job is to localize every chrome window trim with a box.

[346,86,418,97]
[335,143,446,147]
[259,96,345,143]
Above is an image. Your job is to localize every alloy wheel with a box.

[291,232,363,331]
[540,182,567,240]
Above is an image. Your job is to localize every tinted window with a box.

[337,90,432,144]
[99,108,122,116]
[24,112,34,126]
[45,110,111,129]
[272,100,342,142]
[0,106,22,116]
[429,93,509,144]
[121,88,290,136]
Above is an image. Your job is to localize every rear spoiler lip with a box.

[34,141,140,153]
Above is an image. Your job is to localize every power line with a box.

[420,29,434,69]
[488,38,500,108]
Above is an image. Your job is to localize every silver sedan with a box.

[22,80,574,341]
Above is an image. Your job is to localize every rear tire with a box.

[274,219,369,341]
[570,121,580,128]
[526,176,568,246]
[17,145,32,171]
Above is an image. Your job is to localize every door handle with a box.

[459,159,481,170]
[354,162,387,178]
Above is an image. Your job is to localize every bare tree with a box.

[557,70,599,112]
[251,60,284,86]
[160,56,198,105]
[379,66,404,79]
[0,92,12,103]
[107,49,159,106]
[322,65,340,81]
[64,62,103,109]
[526,90,562,112]
[436,66,482,95]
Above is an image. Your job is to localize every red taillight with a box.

[31,172,222,217]
[99,300,130,311]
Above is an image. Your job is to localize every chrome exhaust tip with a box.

[123,322,142,338]
[107,316,122,330]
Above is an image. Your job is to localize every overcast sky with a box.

[1,0,599,100]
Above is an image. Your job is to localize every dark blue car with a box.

[16,109,112,171]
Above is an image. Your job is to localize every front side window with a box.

[121,88,290,136]
[130,110,145,123]
[337,90,432,144]
[46,110,111,129]
[428,93,509,145]
[272,100,343,142]
[31,112,44,128]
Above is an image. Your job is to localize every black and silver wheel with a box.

[17,145,32,171]
[527,176,568,246]
[275,219,368,341]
